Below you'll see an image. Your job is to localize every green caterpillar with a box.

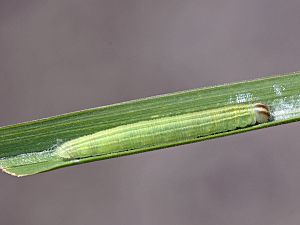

[56,103,270,159]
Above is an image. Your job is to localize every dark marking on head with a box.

[254,103,271,124]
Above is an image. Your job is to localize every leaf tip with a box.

[1,167,22,177]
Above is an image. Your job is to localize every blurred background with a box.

[1,1,300,225]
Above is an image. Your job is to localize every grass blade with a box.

[1,72,300,176]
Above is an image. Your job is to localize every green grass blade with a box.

[1,72,300,176]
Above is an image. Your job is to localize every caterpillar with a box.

[56,103,270,159]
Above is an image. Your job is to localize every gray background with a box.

[1,1,300,225]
